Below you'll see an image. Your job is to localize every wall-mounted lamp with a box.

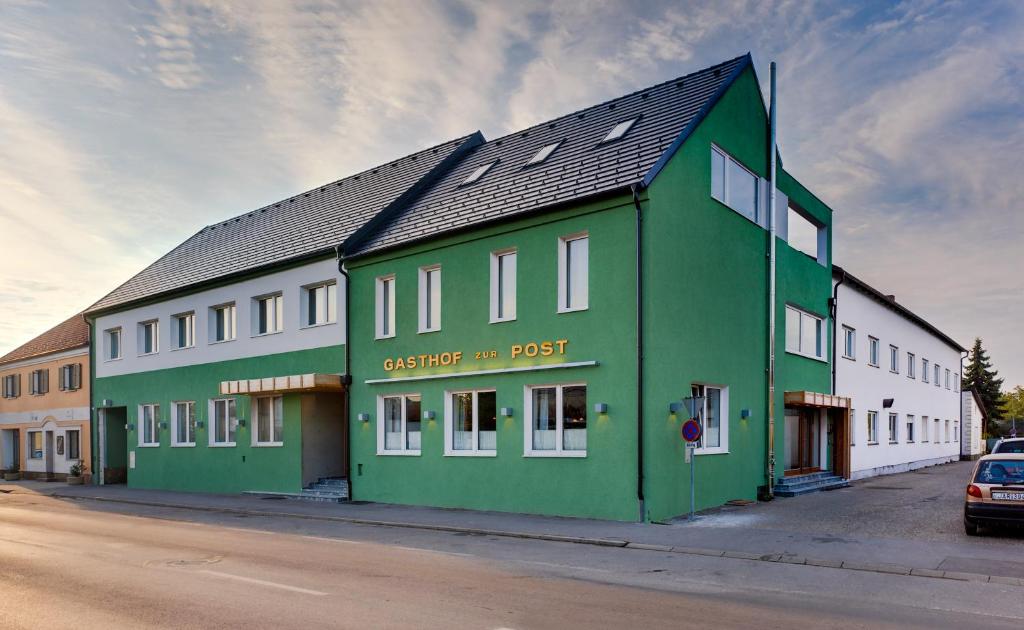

[741,409,751,419]
[669,402,683,414]
[422,410,436,421]
[125,423,135,431]
[159,421,168,430]
[238,419,247,427]
[358,413,371,422]
[500,407,514,417]
[101,399,113,407]
[594,403,609,414]
[196,421,205,429]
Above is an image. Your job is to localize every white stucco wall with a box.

[93,259,345,378]
[833,280,963,480]
[961,391,984,457]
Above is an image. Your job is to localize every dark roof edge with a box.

[0,342,90,367]
[641,53,752,188]
[340,132,485,256]
[833,265,967,353]
[969,387,988,418]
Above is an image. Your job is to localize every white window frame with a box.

[489,249,517,323]
[888,412,898,444]
[253,395,284,447]
[139,319,159,356]
[171,400,196,447]
[557,233,589,313]
[172,311,196,350]
[889,345,899,373]
[209,302,237,344]
[209,398,238,447]
[710,145,760,224]
[906,414,915,443]
[945,368,951,390]
[868,336,879,367]
[418,265,442,333]
[527,141,561,166]
[922,358,930,383]
[375,275,396,339]
[867,411,879,444]
[922,415,930,442]
[907,352,916,379]
[523,382,588,458]
[302,281,337,328]
[691,383,729,455]
[954,374,959,393]
[945,419,951,442]
[934,364,940,387]
[842,326,856,360]
[105,327,122,361]
[785,305,825,361]
[252,293,284,336]
[376,393,422,456]
[138,403,160,447]
[444,389,498,457]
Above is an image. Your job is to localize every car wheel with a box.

[964,520,979,536]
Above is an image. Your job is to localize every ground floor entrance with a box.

[784,408,823,476]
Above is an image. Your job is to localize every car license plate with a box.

[991,491,1024,501]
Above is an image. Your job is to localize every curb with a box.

[43,491,1021,587]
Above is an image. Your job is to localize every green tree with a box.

[1003,386,1024,436]
[962,338,1004,421]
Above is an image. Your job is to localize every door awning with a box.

[219,373,345,396]
[784,391,851,409]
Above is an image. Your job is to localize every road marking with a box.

[198,570,328,596]
[222,526,275,535]
[301,535,362,545]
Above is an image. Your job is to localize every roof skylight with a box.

[602,118,638,142]
[527,141,561,166]
[461,160,497,186]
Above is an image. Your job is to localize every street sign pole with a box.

[689,442,696,520]
[681,396,705,522]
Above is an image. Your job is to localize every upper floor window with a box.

[558,233,589,313]
[418,266,441,333]
[29,369,48,395]
[842,326,856,360]
[868,337,880,367]
[889,345,899,373]
[787,204,827,266]
[711,146,758,223]
[934,364,941,387]
[490,250,517,323]
[525,383,587,456]
[1,374,20,399]
[59,364,82,391]
[907,352,916,378]
[445,390,497,455]
[105,327,122,360]
[139,403,160,447]
[527,141,561,166]
[139,320,159,355]
[785,306,824,360]
[691,383,728,454]
[210,398,238,446]
[602,118,638,143]
[922,358,930,382]
[461,160,497,186]
[253,293,283,336]
[210,303,236,343]
[303,281,337,327]
[954,374,960,393]
[254,396,284,446]
[375,275,396,339]
[173,311,195,350]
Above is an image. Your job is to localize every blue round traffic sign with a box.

[682,418,702,442]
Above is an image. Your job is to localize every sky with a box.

[0,0,1022,386]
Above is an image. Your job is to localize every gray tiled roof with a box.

[347,54,750,257]
[87,135,482,314]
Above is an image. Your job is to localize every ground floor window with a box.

[954,421,959,442]
[867,411,878,444]
[172,401,196,446]
[945,419,950,443]
[66,430,80,460]
[446,390,497,455]
[888,413,898,444]
[690,383,728,453]
[525,383,586,456]
[28,431,42,458]
[139,403,160,446]
[922,416,929,442]
[254,396,284,446]
[906,415,915,443]
[378,393,421,454]
[935,418,941,443]
[211,398,238,446]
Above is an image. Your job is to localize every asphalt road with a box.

[2,490,1023,629]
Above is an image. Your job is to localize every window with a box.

[907,353,916,379]
[173,311,195,349]
[906,415,915,443]
[934,364,940,387]
[210,398,238,446]
[172,401,196,446]
[445,390,497,455]
[527,141,561,166]
[691,384,728,453]
[710,146,758,223]
[139,320,159,355]
[945,368,951,390]
[210,303,237,343]
[462,160,497,186]
[945,419,951,442]
[59,364,82,391]
[935,417,940,442]
[418,266,441,333]
[558,234,588,312]
[602,118,638,142]
[105,327,122,360]
[66,429,80,460]
[888,413,898,443]
[29,369,48,395]
[922,416,929,442]
[1,374,20,399]
[254,396,284,446]
[954,421,959,442]
[525,383,587,456]
[868,337,879,367]
[842,326,856,360]
[139,403,160,447]
[922,358,930,383]
[867,411,878,444]
[375,275,396,339]
[378,393,421,454]
[254,294,283,335]
[490,250,517,322]
[785,306,824,360]
[954,374,960,393]
[28,431,42,458]
[889,345,899,373]
[787,206,825,263]
[304,281,337,327]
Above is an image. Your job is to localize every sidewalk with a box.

[3,479,1023,586]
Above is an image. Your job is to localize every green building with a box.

[86,54,850,522]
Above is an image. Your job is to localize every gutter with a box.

[631,184,645,521]
[765,61,778,499]
[960,349,968,453]
[829,268,848,394]
[335,246,354,491]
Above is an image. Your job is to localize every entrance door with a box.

[785,408,820,475]
[44,431,54,477]
[101,407,128,484]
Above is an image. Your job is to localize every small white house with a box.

[832,267,965,480]
[961,389,987,460]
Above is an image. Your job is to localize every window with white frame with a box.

[139,320,159,355]
[888,412,898,443]
[303,281,337,327]
[945,419,950,442]
[711,146,758,223]
[525,384,587,456]
[558,234,589,312]
[378,393,421,454]
[945,368,951,389]
[59,364,81,391]
[954,374,959,392]
[934,364,940,387]
[868,337,879,367]
[254,396,284,446]
[922,358,930,382]
[785,306,824,360]
[66,429,80,460]
[28,431,42,458]
[954,421,959,442]
[1,374,20,399]
[907,352,916,379]
[906,415,915,443]
[842,326,856,359]
[172,401,196,446]
[29,369,48,395]
[867,411,878,444]
[418,266,441,333]
[173,311,195,349]
[210,303,236,343]
[787,206,826,264]
[210,398,238,446]
[934,417,940,441]
[490,250,517,322]
[375,275,396,339]
[445,390,497,455]
[922,415,929,442]
[105,327,122,360]
[691,384,728,453]
[889,345,899,373]
[253,293,283,335]
[139,403,160,446]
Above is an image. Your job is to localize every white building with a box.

[832,267,965,480]
[961,389,987,460]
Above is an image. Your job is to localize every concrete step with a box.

[775,471,835,486]
[242,488,348,503]
[774,476,849,497]
[315,477,348,487]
